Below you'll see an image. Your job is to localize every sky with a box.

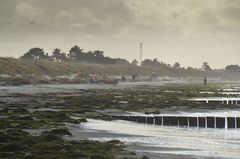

[0,0,240,68]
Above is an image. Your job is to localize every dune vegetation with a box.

[0,57,224,77]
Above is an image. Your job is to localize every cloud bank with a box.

[0,0,240,68]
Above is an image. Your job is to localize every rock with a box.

[43,128,73,137]
[1,107,8,113]
[79,118,87,122]
[12,108,29,114]
[0,132,8,142]
[40,134,63,142]
[0,143,26,152]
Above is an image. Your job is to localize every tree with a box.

[152,58,159,66]
[68,45,83,61]
[52,48,68,62]
[173,62,181,69]
[44,53,51,60]
[20,45,130,65]
[21,48,47,60]
[60,52,68,62]
[202,62,212,72]
[225,65,240,72]
[115,58,129,65]
[142,59,153,66]
[142,58,161,67]
[131,59,139,66]
[93,50,104,58]
[52,48,62,62]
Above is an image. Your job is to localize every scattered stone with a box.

[43,128,73,137]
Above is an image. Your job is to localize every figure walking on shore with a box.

[204,77,207,86]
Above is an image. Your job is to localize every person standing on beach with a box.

[204,77,207,86]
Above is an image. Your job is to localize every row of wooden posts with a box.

[113,115,240,129]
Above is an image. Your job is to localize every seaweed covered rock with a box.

[36,111,80,124]
[11,116,34,121]
[4,129,30,141]
[40,133,63,142]
[0,107,9,113]
[11,107,29,114]
[78,118,87,122]
[0,132,8,142]
[42,128,73,137]
[0,142,27,152]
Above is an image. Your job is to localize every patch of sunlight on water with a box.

[79,119,240,159]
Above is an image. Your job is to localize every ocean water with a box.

[69,119,240,159]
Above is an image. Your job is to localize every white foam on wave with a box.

[126,109,240,117]
[82,119,240,159]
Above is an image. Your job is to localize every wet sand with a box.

[66,119,240,159]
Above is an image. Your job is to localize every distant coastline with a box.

[0,57,239,86]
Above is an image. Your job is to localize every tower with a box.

[140,42,143,66]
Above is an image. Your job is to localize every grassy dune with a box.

[0,57,238,80]
[0,57,178,76]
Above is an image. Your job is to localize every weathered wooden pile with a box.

[113,115,240,129]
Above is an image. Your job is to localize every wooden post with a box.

[225,117,228,129]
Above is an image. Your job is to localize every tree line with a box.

[225,65,240,73]
[20,45,238,72]
[140,58,213,72]
[20,47,188,70]
[21,45,129,65]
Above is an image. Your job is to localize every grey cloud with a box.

[7,0,134,36]
[220,0,240,25]
[0,0,240,68]
[0,0,17,28]
[125,0,240,37]
[1,0,240,37]
[0,0,16,18]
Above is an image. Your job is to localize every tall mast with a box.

[140,42,143,66]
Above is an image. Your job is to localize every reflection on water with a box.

[68,119,240,159]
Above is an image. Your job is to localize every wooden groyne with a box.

[113,115,240,129]
[188,97,240,105]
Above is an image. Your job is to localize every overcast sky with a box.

[0,0,240,68]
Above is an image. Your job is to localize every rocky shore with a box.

[0,82,236,159]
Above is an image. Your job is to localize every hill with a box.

[0,57,239,85]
